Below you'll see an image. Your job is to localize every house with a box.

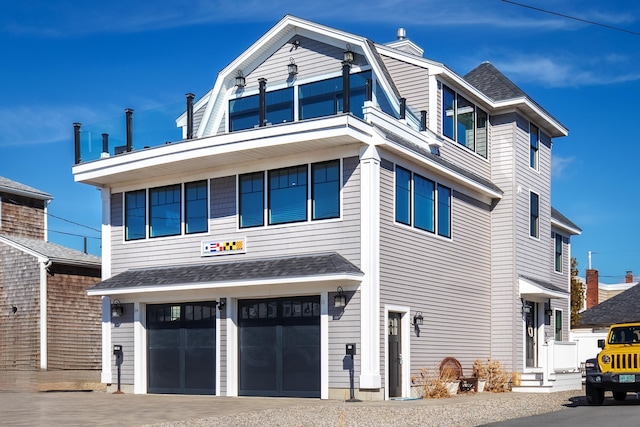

[73,16,581,399]
[0,176,102,391]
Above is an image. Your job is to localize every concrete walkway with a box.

[0,390,522,426]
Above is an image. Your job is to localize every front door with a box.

[388,312,402,397]
[524,301,537,368]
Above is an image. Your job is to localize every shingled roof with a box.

[0,176,51,200]
[89,252,362,293]
[464,61,527,102]
[0,234,101,267]
[578,283,640,327]
[551,207,582,234]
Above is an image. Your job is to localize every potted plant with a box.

[473,359,488,392]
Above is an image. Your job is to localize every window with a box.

[554,310,563,341]
[124,180,209,241]
[239,172,264,228]
[312,160,340,220]
[299,71,371,120]
[185,181,208,234]
[442,84,488,158]
[229,87,294,131]
[269,165,307,225]
[530,123,539,170]
[395,165,452,238]
[530,191,539,238]
[414,174,435,232]
[554,233,563,272]
[149,185,181,238]
[125,190,146,241]
[239,161,341,228]
[395,166,411,225]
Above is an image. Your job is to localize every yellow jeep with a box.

[585,322,640,405]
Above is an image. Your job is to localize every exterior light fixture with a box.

[235,70,246,88]
[218,298,226,311]
[334,286,346,308]
[545,300,553,317]
[343,44,354,63]
[11,305,17,314]
[288,57,298,76]
[413,311,424,337]
[111,299,124,318]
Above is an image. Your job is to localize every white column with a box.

[320,291,329,399]
[359,144,382,389]
[100,188,111,279]
[226,298,238,396]
[134,302,147,394]
[101,297,112,383]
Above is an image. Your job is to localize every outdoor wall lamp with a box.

[545,300,553,317]
[334,286,346,308]
[218,298,226,311]
[343,44,354,63]
[235,70,246,88]
[111,299,124,318]
[288,57,298,76]
[11,305,17,314]
[413,311,424,337]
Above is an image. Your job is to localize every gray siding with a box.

[111,303,134,385]
[379,55,428,114]
[378,153,492,378]
[488,113,520,368]
[328,288,360,388]
[109,156,361,274]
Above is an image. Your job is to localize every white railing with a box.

[541,340,579,386]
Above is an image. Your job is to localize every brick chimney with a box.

[586,269,599,309]
[626,270,634,283]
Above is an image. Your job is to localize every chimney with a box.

[586,269,599,309]
[626,270,634,283]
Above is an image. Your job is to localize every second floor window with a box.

[239,160,341,229]
[395,165,451,238]
[554,232,563,272]
[125,190,146,241]
[442,84,488,158]
[530,191,539,238]
[150,185,181,238]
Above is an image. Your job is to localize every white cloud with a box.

[551,154,576,178]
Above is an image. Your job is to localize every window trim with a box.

[554,309,563,341]
[554,232,563,273]
[530,122,540,171]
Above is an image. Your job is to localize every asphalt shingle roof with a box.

[90,252,362,291]
[464,62,527,102]
[551,207,582,233]
[0,176,52,200]
[578,283,640,327]
[0,234,101,266]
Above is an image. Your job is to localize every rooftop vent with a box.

[397,28,406,40]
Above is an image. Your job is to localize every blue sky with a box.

[1,1,638,283]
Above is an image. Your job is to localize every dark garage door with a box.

[239,296,320,397]
[147,302,216,394]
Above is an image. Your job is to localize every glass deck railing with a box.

[75,102,183,164]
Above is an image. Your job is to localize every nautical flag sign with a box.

[201,238,246,256]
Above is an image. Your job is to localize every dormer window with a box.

[442,84,488,158]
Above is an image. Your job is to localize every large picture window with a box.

[239,160,341,228]
[312,160,340,220]
[150,185,181,238]
[442,84,488,158]
[395,165,452,238]
[299,71,371,120]
[229,87,294,131]
[530,191,539,238]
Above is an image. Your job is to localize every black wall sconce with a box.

[11,305,17,314]
[235,70,246,88]
[334,286,346,308]
[218,298,226,311]
[288,57,298,76]
[343,44,355,63]
[111,299,124,318]
[545,300,553,317]
[412,311,424,337]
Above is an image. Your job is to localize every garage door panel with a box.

[148,348,181,389]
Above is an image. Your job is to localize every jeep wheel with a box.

[586,384,604,405]
[613,391,627,401]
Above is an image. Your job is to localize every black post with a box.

[349,353,355,400]
[113,345,124,394]
[342,61,351,113]
[258,78,267,127]
[399,98,406,120]
[125,108,133,152]
[420,110,427,131]
[73,122,81,164]
[102,133,109,156]
[186,93,194,139]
